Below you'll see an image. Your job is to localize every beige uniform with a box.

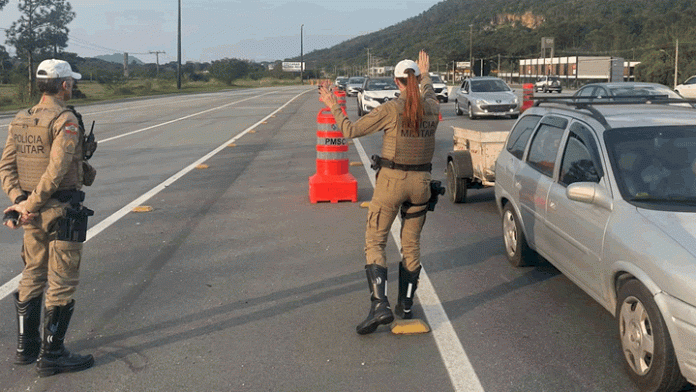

[0,95,86,307]
[329,75,439,271]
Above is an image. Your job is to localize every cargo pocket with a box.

[367,204,381,231]
[52,240,83,275]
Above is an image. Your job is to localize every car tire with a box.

[447,160,467,203]
[357,100,363,116]
[510,114,519,119]
[455,101,463,116]
[443,98,448,103]
[616,280,686,392]
[468,104,477,120]
[502,203,534,267]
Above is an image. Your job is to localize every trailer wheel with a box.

[447,160,468,203]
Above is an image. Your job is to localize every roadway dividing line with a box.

[0,88,312,302]
[0,87,296,128]
[353,138,485,392]
[99,90,280,143]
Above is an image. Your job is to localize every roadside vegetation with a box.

[0,1,316,113]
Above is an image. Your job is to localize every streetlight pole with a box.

[300,24,304,85]
[177,0,181,89]
[469,24,473,76]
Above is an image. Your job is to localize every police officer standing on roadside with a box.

[319,50,440,334]
[1,59,97,376]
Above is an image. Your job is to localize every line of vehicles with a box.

[335,71,696,392]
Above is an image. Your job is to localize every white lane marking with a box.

[353,138,485,392]
[99,90,279,143]
[0,87,296,128]
[0,89,312,300]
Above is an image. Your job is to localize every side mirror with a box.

[566,182,613,211]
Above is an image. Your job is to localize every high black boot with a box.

[394,262,421,319]
[356,264,394,335]
[36,300,94,377]
[14,293,42,365]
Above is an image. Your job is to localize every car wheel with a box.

[502,203,534,267]
[543,86,548,93]
[468,104,477,120]
[455,101,463,116]
[447,160,467,203]
[617,280,686,392]
[357,100,363,116]
[443,98,448,103]
[510,114,519,119]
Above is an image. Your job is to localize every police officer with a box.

[0,59,96,376]
[319,51,439,334]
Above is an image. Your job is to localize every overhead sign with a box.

[282,62,305,72]
[456,62,471,68]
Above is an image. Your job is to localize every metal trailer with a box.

[446,127,509,203]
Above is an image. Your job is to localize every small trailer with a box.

[446,127,510,203]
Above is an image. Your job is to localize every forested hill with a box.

[303,0,696,78]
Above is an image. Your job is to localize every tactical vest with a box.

[381,100,438,166]
[9,107,83,192]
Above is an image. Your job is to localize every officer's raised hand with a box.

[417,50,430,76]
[318,80,338,108]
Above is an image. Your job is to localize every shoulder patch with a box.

[64,123,79,136]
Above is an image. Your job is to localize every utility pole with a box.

[177,0,181,89]
[469,24,473,76]
[300,24,304,85]
[498,54,501,77]
[149,51,166,77]
[123,52,129,78]
[367,48,370,77]
[674,39,679,88]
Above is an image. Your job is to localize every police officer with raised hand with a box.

[319,50,440,334]
[1,59,96,376]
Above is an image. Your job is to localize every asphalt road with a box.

[0,86,691,391]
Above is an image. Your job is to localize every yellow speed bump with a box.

[360,202,370,208]
[132,206,153,213]
[391,319,430,335]
[195,164,209,169]
[349,162,362,167]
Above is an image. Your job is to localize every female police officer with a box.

[319,50,439,334]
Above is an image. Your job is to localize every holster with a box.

[401,180,446,219]
[56,205,94,243]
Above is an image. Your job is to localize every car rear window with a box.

[506,115,541,159]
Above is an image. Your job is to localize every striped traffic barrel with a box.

[333,89,347,113]
[308,108,357,203]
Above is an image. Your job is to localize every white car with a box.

[675,76,696,98]
[429,73,448,102]
[346,76,366,97]
[357,77,399,116]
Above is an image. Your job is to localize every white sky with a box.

[0,0,440,63]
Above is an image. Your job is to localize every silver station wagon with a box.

[494,98,696,392]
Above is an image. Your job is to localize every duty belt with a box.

[370,155,432,172]
[52,190,85,204]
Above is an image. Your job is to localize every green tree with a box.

[6,0,76,98]
[209,58,255,85]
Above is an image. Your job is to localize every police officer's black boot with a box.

[14,292,42,365]
[36,300,94,377]
[394,262,421,319]
[356,264,394,335]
